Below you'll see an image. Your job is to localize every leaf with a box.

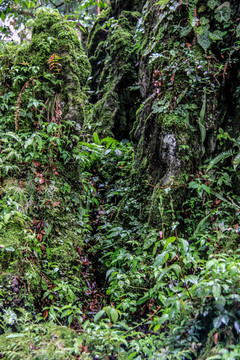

[128,352,138,360]
[43,309,49,319]
[202,184,210,195]
[163,236,176,250]
[206,259,217,270]
[110,308,119,324]
[209,30,223,41]
[24,136,34,149]
[215,4,231,23]
[114,148,122,156]
[68,314,73,326]
[94,309,105,323]
[207,0,220,10]
[93,132,100,145]
[213,315,222,329]
[233,153,240,171]
[3,132,21,142]
[179,238,189,253]
[180,25,192,37]
[234,321,240,334]
[212,283,221,298]
[154,251,169,267]
[213,314,229,328]
[213,332,218,345]
[37,135,43,152]
[189,181,199,190]
[198,31,211,51]
[237,23,240,38]
[6,334,25,338]
[206,151,233,172]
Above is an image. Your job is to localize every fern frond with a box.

[0,164,20,174]
[0,132,21,142]
[206,150,233,172]
[233,153,240,171]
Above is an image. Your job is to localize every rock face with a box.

[88,0,240,184]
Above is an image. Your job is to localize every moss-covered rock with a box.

[12,8,91,132]
[87,7,141,138]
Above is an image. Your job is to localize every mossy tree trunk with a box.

[88,0,240,185]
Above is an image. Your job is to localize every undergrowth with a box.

[0,3,240,360]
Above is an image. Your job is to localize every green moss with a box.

[12,8,91,130]
[87,8,140,137]
[0,322,79,359]
[87,7,111,58]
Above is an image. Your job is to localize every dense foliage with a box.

[0,0,240,359]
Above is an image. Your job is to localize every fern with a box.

[233,153,240,170]
[0,164,20,174]
[206,150,233,172]
[0,132,21,143]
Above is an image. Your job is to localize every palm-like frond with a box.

[206,150,233,172]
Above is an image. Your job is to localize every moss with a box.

[87,7,141,138]
[0,322,78,359]
[87,7,111,58]
[13,8,91,130]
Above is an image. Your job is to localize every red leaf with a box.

[171,73,176,83]
[214,332,218,345]
[43,309,49,319]
[37,233,43,242]
[52,201,60,207]
[33,161,41,167]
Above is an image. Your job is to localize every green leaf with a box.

[61,309,72,318]
[154,251,169,267]
[206,259,217,270]
[110,308,119,324]
[207,0,220,10]
[212,283,221,298]
[6,333,25,338]
[198,31,211,51]
[213,315,222,329]
[128,352,138,360]
[68,314,73,326]
[163,236,176,250]
[234,321,240,334]
[4,213,12,223]
[94,309,105,323]
[236,23,240,38]
[179,238,189,253]
[68,288,76,300]
[180,25,192,37]
[188,181,199,189]
[206,151,233,172]
[154,0,170,9]
[209,30,223,41]
[114,148,122,156]
[213,314,229,328]
[36,135,43,152]
[24,136,34,149]
[202,184,210,195]
[233,153,240,170]
[215,4,231,23]
[93,132,100,145]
